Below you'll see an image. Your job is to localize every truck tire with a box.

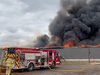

[27,63,34,71]
[51,61,56,69]
[17,69,24,72]
[40,67,44,69]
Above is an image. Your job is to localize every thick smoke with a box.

[33,34,49,47]
[34,0,100,47]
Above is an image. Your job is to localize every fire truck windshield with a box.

[7,48,15,54]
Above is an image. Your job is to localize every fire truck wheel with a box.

[40,67,44,69]
[27,63,34,71]
[51,61,56,69]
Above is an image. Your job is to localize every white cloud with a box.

[0,0,60,47]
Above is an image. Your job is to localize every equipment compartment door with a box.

[41,52,47,66]
[20,54,25,68]
[0,49,5,66]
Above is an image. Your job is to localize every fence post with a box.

[88,48,90,63]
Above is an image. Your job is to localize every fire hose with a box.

[46,53,100,72]
[47,63,100,72]
[1,64,100,75]
[1,53,100,74]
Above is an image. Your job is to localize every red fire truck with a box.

[0,47,61,71]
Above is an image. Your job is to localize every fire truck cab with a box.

[0,47,61,71]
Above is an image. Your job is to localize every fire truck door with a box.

[49,52,54,64]
[20,54,25,68]
[55,53,60,64]
[49,52,52,63]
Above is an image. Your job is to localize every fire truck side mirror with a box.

[58,54,60,56]
[55,53,59,57]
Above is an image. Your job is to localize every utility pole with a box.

[88,48,90,63]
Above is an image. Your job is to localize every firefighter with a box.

[5,55,13,75]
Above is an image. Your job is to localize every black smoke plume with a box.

[33,34,49,47]
[33,0,100,47]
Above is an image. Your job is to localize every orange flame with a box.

[79,45,92,48]
[87,45,92,47]
[42,40,100,49]
[64,41,74,48]
[96,44,100,47]
[44,43,100,49]
[1,45,7,49]
[45,46,56,48]
[63,40,98,48]
[98,44,100,47]
[81,45,86,47]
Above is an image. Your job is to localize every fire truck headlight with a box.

[12,65,15,68]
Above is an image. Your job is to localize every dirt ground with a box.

[1,64,100,75]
